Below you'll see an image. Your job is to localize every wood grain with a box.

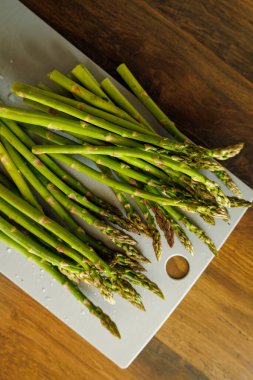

[1,1,253,379]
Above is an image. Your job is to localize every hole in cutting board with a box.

[166,255,190,279]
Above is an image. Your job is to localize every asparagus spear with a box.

[0,154,150,309]
[23,85,151,133]
[0,130,40,209]
[38,151,228,214]
[116,63,243,195]
[3,118,123,218]
[98,165,150,236]
[117,63,186,141]
[0,125,149,229]
[37,175,138,247]
[48,70,138,123]
[116,265,164,299]
[0,214,79,270]
[0,230,120,337]
[0,195,115,302]
[0,167,17,191]
[14,82,155,136]
[33,144,229,207]
[134,196,162,260]
[165,206,218,255]
[4,138,81,229]
[0,182,112,275]
[27,124,228,220]
[1,102,242,160]
[101,77,152,130]
[4,131,142,272]
[28,124,150,264]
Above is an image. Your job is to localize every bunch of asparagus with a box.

[0,63,251,337]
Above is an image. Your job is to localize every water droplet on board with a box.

[7,247,11,253]
[8,93,15,103]
[0,74,3,80]
[42,288,46,293]
[40,269,44,274]
[15,274,19,279]
[20,278,24,282]
[10,59,14,64]
[45,296,51,301]
[81,310,86,315]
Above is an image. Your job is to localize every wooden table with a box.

[1,1,253,379]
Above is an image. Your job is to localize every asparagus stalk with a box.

[4,139,80,228]
[28,125,227,219]
[134,196,162,260]
[47,70,138,123]
[165,206,218,255]
[24,85,152,133]
[27,160,143,272]
[23,123,214,198]
[117,64,243,195]
[158,210,194,255]
[0,214,80,270]
[5,119,123,217]
[117,63,186,141]
[98,164,150,236]
[0,167,17,191]
[37,176,138,246]
[0,194,111,273]
[115,171,163,259]
[33,144,229,207]
[14,82,155,137]
[100,77,240,200]
[114,190,150,235]
[25,121,171,191]
[0,195,115,301]
[0,182,112,275]
[0,131,40,210]
[215,170,242,198]
[1,102,242,161]
[38,151,228,213]
[0,125,145,229]
[101,77,152,130]
[0,230,120,337]
[116,265,164,299]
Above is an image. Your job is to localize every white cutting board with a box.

[0,0,252,368]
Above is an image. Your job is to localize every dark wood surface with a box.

[1,1,253,379]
